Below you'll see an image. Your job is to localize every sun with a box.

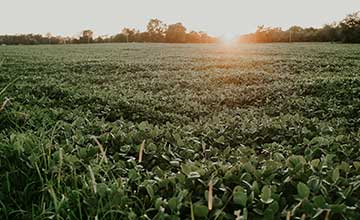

[220,33,238,44]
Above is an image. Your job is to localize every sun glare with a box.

[220,33,237,44]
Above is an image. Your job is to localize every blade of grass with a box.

[190,199,195,220]
[57,148,63,188]
[286,211,291,220]
[325,210,330,220]
[0,58,4,68]
[88,165,97,194]
[0,199,8,219]
[0,98,10,112]
[48,187,60,220]
[138,140,145,163]
[301,213,306,220]
[208,180,213,211]
[0,77,18,97]
[92,136,108,164]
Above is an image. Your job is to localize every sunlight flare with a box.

[220,33,237,44]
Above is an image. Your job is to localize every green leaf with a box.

[233,185,246,193]
[303,199,314,214]
[332,168,340,182]
[146,184,154,200]
[181,164,192,175]
[194,204,208,217]
[353,161,360,171]
[268,201,279,213]
[311,159,320,168]
[155,198,163,209]
[138,121,149,130]
[330,203,346,213]
[260,186,273,204]
[128,211,137,220]
[233,191,247,207]
[242,208,248,220]
[173,133,184,146]
[168,197,178,211]
[177,189,188,201]
[313,195,326,208]
[252,181,259,194]
[339,162,350,173]
[273,152,285,161]
[215,136,225,144]
[264,201,279,219]
[297,182,310,199]
[307,177,320,192]
[96,183,109,197]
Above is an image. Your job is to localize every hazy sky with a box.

[1,0,359,37]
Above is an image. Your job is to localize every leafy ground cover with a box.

[1,43,360,219]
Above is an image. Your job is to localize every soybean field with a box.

[1,43,360,220]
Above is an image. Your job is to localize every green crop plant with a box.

[0,43,360,219]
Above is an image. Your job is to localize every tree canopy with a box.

[1,12,360,45]
[238,11,360,43]
[0,18,216,45]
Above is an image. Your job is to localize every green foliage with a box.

[260,186,273,204]
[297,182,310,199]
[0,43,360,219]
[193,204,208,218]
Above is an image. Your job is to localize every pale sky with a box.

[1,0,359,37]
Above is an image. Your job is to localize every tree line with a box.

[238,11,360,43]
[1,12,360,45]
[0,19,217,45]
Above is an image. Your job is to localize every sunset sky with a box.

[1,0,359,37]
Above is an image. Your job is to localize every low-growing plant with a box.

[0,43,360,219]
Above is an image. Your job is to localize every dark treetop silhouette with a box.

[1,12,359,45]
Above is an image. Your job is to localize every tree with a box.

[166,23,186,43]
[111,34,126,42]
[139,32,150,42]
[122,28,139,42]
[198,31,216,43]
[317,24,339,42]
[94,36,104,43]
[45,33,52,44]
[0,18,217,45]
[186,31,202,43]
[80,30,93,43]
[255,25,271,42]
[287,26,303,42]
[339,11,360,43]
[147,19,166,42]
